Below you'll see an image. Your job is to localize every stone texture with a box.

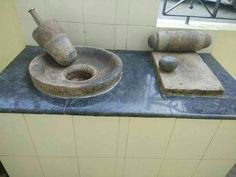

[1,46,236,118]
[32,19,77,66]
[159,56,178,72]
[29,46,123,98]
[148,31,212,52]
[152,52,224,96]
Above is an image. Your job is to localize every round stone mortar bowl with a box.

[29,46,123,98]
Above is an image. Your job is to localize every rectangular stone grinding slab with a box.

[152,52,224,96]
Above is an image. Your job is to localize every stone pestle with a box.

[28,8,77,66]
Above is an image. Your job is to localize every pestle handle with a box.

[28,8,43,26]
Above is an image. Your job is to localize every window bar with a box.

[162,0,168,15]
[212,0,222,17]
[185,16,190,24]
[165,0,186,14]
[189,0,195,9]
[162,0,236,23]
[198,0,214,16]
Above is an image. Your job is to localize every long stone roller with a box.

[148,30,212,52]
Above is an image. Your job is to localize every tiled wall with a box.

[14,0,223,53]
[1,113,236,177]
[15,0,158,50]
[0,0,25,72]
[14,0,236,79]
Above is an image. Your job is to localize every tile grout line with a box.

[125,0,131,50]
[45,0,53,19]
[20,18,156,27]
[22,114,46,177]
[201,120,222,159]
[1,153,235,161]
[81,0,86,45]
[121,118,131,177]
[19,18,156,27]
[190,159,202,177]
[115,118,121,177]
[156,118,177,177]
[114,0,118,50]
[190,119,222,177]
[82,23,86,45]
[72,116,81,177]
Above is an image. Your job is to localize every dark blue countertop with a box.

[0,46,236,119]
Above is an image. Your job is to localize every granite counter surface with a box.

[0,46,236,119]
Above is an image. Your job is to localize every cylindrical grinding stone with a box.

[148,31,212,52]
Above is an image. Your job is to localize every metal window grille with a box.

[162,0,236,24]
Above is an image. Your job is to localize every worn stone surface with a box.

[1,46,236,118]
[33,19,77,66]
[152,52,224,96]
[159,56,178,72]
[148,33,158,50]
[148,31,212,52]
[29,46,123,98]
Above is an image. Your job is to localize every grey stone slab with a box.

[1,46,236,119]
[152,52,224,96]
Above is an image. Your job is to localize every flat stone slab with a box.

[152,52,224,96]
[2,46,236,118]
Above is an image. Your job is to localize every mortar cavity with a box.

[65,64,95,81]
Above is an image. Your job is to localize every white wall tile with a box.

[59,22,85,45]
[79,158,116,177]
[16,0,229,53]
[128,0,159,26]
[126,118,175,158]
[158,159,199,177]
[20,19,38,46]
[74,116,119,157]
[193,160,235,177]
[117,117,130,157]
[204,120,236,159]
[127,26,156,50]
[0,156,44,177]
[166,119,220,159]
[48,0,83,22]
[16,0,160,50]
[115,25,128,50]
[124,159,162,177]
[25,114,76,156]
[15,0,51,20]
[40,157,79,177]
[0,113,35,156]
[116,159,125,177]
[83,0,116,24]
[116,0,129,24]
[21,20,84,46]
[84,23,115,49]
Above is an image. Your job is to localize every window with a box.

[158,0,236,24]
